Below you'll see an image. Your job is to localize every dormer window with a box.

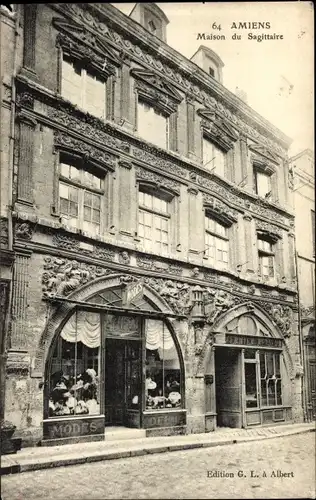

[209,67,215,78]
[148,19,157,34]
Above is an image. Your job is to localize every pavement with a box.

[1,422,315,476]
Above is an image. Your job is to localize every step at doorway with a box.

[104,426,146,441]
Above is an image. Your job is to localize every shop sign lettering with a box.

[225,334,283,348]
[123,281,143,306]
[144,412,185,429]
[45,418,103,439]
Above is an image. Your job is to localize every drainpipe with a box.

[294,246,306,421]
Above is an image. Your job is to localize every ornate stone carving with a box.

[54,131,116,169]
[136,167,180,194]
[93,246,116,261]
[42,257,116,297]
[204,289,237,325]
[301,305,315,319]
[256,220,283,240]
[264,303,294,338]
[143,278,192,315]
[0,218,8,248]
[16,92,34,110]
[15,222,33,240]
[132,68,182,114]
[132,147,184,177]
[52,233,80,251]
[203,193,238,224]
[6,351,30,375]
[119,251,130,265]
[249,143,279,165]
[137,256,182,276]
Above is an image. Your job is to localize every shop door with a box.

[215,347,242,428]
[104,339,142,427]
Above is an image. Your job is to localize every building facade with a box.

[290,149,315,420]
[0,3,304,447]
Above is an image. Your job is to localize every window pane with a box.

[84,72,106,119]
[138,101,167,149]
[61,59,82,107]
[256,171,271,197]
[145,320,181,411]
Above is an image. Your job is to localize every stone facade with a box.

[0,3,304,447]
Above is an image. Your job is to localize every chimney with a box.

[190,46,224,84]
[129,3,169,43]
[235,87,248,104]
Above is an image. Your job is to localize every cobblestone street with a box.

[2,434,315,500]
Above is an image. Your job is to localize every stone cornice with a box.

[14,76,295,229]
[50,2,292,152]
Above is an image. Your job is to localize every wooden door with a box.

[215,347,242,428]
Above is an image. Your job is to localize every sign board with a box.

[224,333,283,349]
[123,281,143,307]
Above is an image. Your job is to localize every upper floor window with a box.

[258,236,275,278]
[59,156,104,236]
[138,188,171,253]
[148,19,157,34]
[209,67,215,78]
[61,56,106,120]
[254,169,271,198]
[205,215,229,269]
[202,137,226,177]
[137,100,168,150]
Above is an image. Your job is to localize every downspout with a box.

[294,246,306,421]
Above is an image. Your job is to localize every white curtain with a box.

[145,319,175,355]
[61,311,101,348]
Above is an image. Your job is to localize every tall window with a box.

[137,100,168,149]
[61,56,106,120]
[202,137,226,177]
[59,156,104,236]
[145,320,181,411]
[254,169,271,198]
[260,351,282,407]
[258,237,275,278]
[138,189,171,253]
[48,311,101,418]
[205,216,229,269]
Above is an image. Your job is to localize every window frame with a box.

[136,98,170,150]
[202,135,227,177]
[257,235,276,279]
[56,152,107,236]
[204,213,230,269]
[60,53,108,120]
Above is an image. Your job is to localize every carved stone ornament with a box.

[0,218,9,247]
[54,131,116,170]
[6,351,30,375]
[42,257,117,297]
[265,303,294,338]
[202,121,234,152]
[137,256,182,276]
[52,233,80,251]
[256,220,282,241]
[204,289,237,325]
[119,251,130,265]
[55,31,116,78]
[15,92,34,110]
[203,193,238,224]
[136,167,180,194]
[249,144,280,165]
[15,222,33,240]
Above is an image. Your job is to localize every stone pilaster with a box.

[188,188,203,254]
[118,160,134,236]
[243,214,256,273]
[9,250,32,350]
[16,113,37,204]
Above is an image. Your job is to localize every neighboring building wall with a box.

[1,3,304,446]
[290,149,315,420]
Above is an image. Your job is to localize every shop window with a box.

[245,362,258,408]
[258,236,275,278]
[138,188,171,253]
[254,169,271,198]
[48,311,101,418]
[145,320,181,411]
[61,55,106,120]
[137,100,168,149]
[202,136,226,176]
[260,351,282,406]
[205,215,229,269]
[59,155,104,236]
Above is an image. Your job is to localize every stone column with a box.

[118,160,134,237]
[243,214,256,274]
[188,188,203,255]
[17,114,37,204]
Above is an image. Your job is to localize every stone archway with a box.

[32,274,175,378]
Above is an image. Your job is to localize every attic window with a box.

[209,67,215,78]
[148,20,157,34]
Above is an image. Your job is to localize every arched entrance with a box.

[204,303,293,430]
[41,277,186,444]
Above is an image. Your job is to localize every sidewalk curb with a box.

[1,427,314,476]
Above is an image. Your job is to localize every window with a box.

[48,311,101,418]
[59,156,104,236]
[209,67,215,78]
[254,169,271,198]
[138,189,170,253]
[148,19,157,34]
[202,137,226,177]
[205,216,229,268]
[145,320,181,411]
[258,237,275,278]
[260,351,282,407]
[137,100,168,149]
[61,56,106,120]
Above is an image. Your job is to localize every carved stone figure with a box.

[269,303,293,338]
[15,222,33,240]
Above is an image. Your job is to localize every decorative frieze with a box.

[255,219,282,240]
[136,256,182,276]
[136,167,180,194]
[202,193,238,224]
[132,69,182,115]
[0,218,9,248]
[54,131,116,169]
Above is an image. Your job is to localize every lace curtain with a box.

[61,311,101,348]
[145,319,177,360]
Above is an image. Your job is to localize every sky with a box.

[112,2,314,157]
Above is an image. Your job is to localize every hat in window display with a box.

[146,377,157,390]
[168,391,181,405]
